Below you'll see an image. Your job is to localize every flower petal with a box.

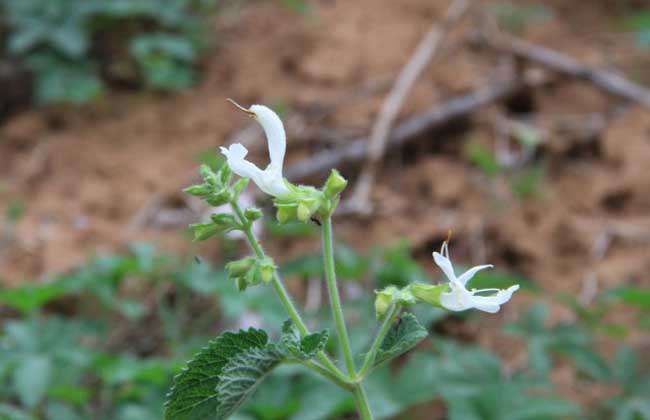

[456,264,494,286]
[467,284,519,313]
[221,144,265,181]
[433,251,457,282]
[250,105,286,171]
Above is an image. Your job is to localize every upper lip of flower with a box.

[433,241,519,313]
[220,100,290,197]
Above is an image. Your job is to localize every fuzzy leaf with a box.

[280,320,329,360]
[164,328,269,420]
[215,346,285,418]
[374,313,427,366]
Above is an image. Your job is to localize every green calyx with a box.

[374,286,416,320]
[374,283,450,318]
[323,169,348,198]
[226,256,277,292]
[273,171,349,223]
[274,184,324,223]
[183,163,248,208]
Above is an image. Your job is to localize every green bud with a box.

[409,283,449,308]
[232,178,250,199]
[183,183,211,197]
[297,202,311,222]
[375,287,397,320]
[210,213,238,230]
[244,207,263,222]
[258,257,277,284]
[189,223,220,241]
[374,285,417,319]
[206,189,233,206]
[200,164,219,186]
[235,276,248,292]
[226,256,256,277]
[276,204,297,224]
[323,169,348,198]
[219,163,232,186]
[245,265,262,287]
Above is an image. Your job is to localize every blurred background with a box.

[1,0,649,419]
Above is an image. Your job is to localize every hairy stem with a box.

[358,304,401,379]
[353,384,374,420]
[321,216,357,376]
[230,201,348,384]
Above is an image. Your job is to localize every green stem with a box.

[230,201,348,384]
[300,360,353,391]
[353,384,374,420]
[321,216,357,376]
[358,304,401,379]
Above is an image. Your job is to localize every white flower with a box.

[220,101,291,197]
[433,242,519,313]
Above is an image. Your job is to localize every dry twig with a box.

[286,75,542,182]
[476,32,650,109]
[345,0,471,215]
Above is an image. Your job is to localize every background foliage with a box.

[0,0,216,104]
[1,240,648,419]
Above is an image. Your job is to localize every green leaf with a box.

[610,287,650,310]
[0,283,67,314]
[374,313,428,366]
[280,320,329,360]
[12,355,53,408]
[215,346,284,418]
[164,328,273,420]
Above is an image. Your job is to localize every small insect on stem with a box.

[194,256,202,264]
[310,217,322,226]
[226,98,255,117]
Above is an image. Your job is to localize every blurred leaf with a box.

[511,165,545,199]
[465,141,501,176]
[0,404,33,420]
[12,355,52,408]
[374,242,428,289]
[26,54,103,105]
[610,287,650,311]
[491,3,553,34]
[0,283,67,314]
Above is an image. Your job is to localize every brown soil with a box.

[1,0,649,411]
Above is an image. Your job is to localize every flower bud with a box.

[226,256,256,277]
[276,204,297,224]
[232,178,250,199]
[297,202,311,222]
[258,257,276,284]
[219,163,232,185]
[183,183,212,197]
[244,207,263,222]
[200,164,219,186]
[189,223,220,241]
[374,285,417,319]
[206,189,233,206]
[374,287,397,320]
[323,169,348,198]
[210,213,238,230]
[235,276,248,292]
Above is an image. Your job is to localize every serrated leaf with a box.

[164,328,269,420]
[280,320,329,360]
[215,346,285,418]
[374,313,427,366]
